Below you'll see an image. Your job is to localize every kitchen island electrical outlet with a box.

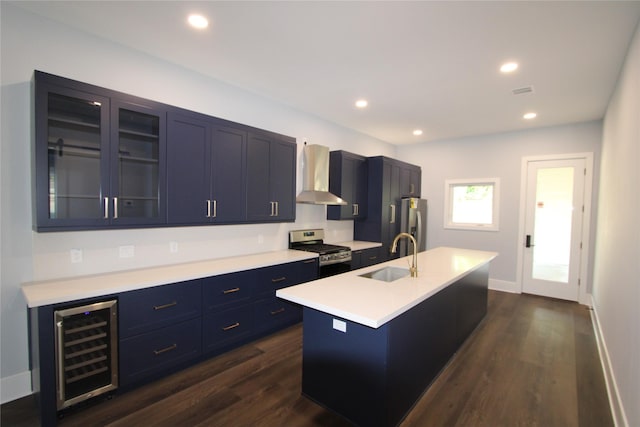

[119,245,135,258]
[333,318,347,333]
[170,241,178,253]
[70,249,83,263]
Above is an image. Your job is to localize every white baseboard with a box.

[591,302,628,427]
[489,279,520,294]
[1,371,32,404]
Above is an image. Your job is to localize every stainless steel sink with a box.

[359,266,411,282]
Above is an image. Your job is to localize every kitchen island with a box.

[276,246,497,427]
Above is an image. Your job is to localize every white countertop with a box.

[22,250,317,308]
[334,240,383,251]
[276,246,497,328]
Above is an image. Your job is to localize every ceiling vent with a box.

[512,86,534,95]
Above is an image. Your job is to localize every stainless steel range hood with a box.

[296,144,347,205]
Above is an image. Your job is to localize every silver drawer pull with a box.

[222,322,240,331]
[271,277,286,283]
[223,287,240,294]
[303,259,316,264]
[154,301,177,310]
[270,308,285,315]
[153,344,177,355]
[369,256,378,260]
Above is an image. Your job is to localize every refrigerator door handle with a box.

[416,210,423,252]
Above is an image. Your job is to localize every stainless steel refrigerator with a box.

[399,198,428,257]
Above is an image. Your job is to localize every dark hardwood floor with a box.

[1,291,613,427]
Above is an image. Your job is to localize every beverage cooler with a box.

[54,300,118,409]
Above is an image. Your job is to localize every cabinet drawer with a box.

[254,297,302,333]
[119,318,201,386]
[119,280,201,339]
[202,270,253,312]
[361,247,382,268]
[253,259,318,297]
[203,306,253,352]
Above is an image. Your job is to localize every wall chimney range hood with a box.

[296,144,347,205]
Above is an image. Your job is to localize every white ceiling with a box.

[13,1,640,144]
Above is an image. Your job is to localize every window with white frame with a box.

[444,178,500,231]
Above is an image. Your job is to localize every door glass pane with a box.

[532,167,574,283]
[117,109,159,219]
[47,93,103,219]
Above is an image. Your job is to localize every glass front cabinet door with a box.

[110,101,166,226]
[34,74,166,231]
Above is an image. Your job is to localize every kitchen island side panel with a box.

[300,263,490,427]
[302,308,389,427]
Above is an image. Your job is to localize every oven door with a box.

[319,261,351,278]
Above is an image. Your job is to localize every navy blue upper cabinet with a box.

[354,157,420,262]
[167,112,246,225]
[246,133,296,222]
[400,164,421,197]
[34,71,297,231]
[34,71,166,231]
[327,151,368,220]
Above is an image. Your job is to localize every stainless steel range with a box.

[289,229,351,277]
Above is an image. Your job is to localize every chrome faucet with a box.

[390,232,418,277]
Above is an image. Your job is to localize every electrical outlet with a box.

[70,249,83,263]
[332,318,347,333]
[170,241,178,253]
[119,245,135,258]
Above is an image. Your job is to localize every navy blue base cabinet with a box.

[301,264,488,427]
[29,258,318,426]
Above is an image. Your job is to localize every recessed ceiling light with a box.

[188,14,209,29]
[413,129,423,136]
[355,99,368,108]
[500,62,518,73]
[523,112,537,119]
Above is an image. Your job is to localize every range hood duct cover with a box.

[296,144,347,205]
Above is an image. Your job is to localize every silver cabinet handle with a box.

[213,200,217,218]
[353,203,359,216]
[113,197,119,219]
[154,301,177,310]
[103,197,109,219]
[410,183,415,194]
[271,276,286,283]
[153,344,177,355]
[222,322,240,331]
[275,201,279,217]
[223,287,240,294]
[270,307,285,315]
[206,200,211,218]
[390,204,396,224]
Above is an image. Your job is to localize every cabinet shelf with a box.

[48,143,101,159]
[118,154,158,164]
[53,194,100,200]
[49,115,100,130]
[119,129,159,139]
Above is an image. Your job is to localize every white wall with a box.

[396,121,602,291]
[593,22,640,427]
[0,4,395,403]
